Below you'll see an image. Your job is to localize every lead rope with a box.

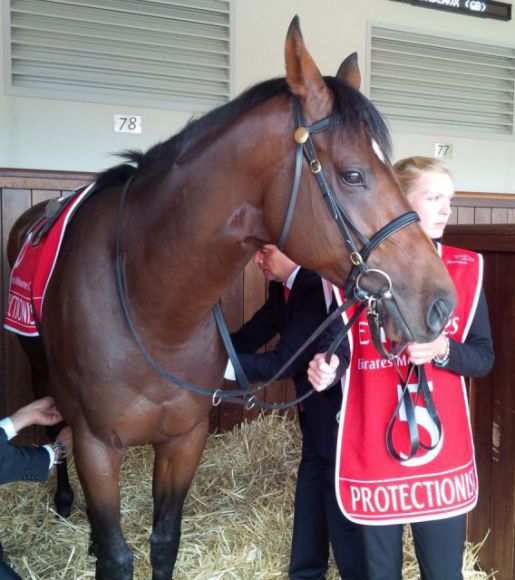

[116,193,358,409]
[115,95,421,413]
[213,299,367,410]
[114,174,357,408]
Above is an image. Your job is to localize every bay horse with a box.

[7,17,456,579]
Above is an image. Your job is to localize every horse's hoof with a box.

[96,551,133,580]
[88,541,99,557]
[55,502,73,518]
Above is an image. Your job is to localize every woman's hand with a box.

[307,353,340,391]
[406,335,449,366]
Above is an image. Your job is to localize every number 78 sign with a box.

[114,114,142,134]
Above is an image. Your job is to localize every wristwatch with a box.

[52,439,67,464]
[433,336,450,367]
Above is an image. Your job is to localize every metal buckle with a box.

[310,159,322,174]
[350,251,364,267]
[245,395,256,410]
[212,389,223,406]
[356,268,393,301]
[367,296,379,317]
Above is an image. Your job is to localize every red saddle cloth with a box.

[4,185,93,336]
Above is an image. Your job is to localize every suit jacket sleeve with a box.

[233,271,338,381]
[312,296,351,385]
[231,283,283,354]
[0,429,51,485]
[443,288,494,378]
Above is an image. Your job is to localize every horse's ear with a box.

[336,52,361,91]
[285,16,332,118]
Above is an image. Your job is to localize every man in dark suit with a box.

[228,245,365,579]
[0,396,71,578]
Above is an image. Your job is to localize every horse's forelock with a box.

[324,76,392,164]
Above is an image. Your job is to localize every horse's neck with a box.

[124,102,289,322]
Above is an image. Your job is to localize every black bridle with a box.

[281,99,442,461]
[278,98,419,290]
[114,96,420,412]
[277,97,419,361]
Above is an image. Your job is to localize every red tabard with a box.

[334,245,483,525]
[4,185,93,336]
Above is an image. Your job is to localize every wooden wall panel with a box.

[457,206,475,224]
[474,207,492,224]
[467,252,497,575]
[483,250,515,580]
[453,192,515,225]
[447,210,458,225]
[1,189,32,439]
[491,208,508,224]
[32,189,60,206]
[444,225,515,580]
[0,172,94,425]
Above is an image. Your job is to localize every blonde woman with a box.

[309,157,494,579]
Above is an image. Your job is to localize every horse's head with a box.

[265,17,456,344]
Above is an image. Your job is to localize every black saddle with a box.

[29,184,93,246]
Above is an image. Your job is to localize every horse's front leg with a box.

[151,420,209,580]
[53,459,74,517]
[74,434,133,580]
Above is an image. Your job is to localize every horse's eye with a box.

[341,171,365,186]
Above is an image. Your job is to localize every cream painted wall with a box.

[1,0,515,192]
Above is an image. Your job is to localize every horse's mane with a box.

[94,76,391,192]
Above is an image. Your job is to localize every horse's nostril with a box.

[427,298,451,333]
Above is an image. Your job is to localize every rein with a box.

[386,363,443,462]
[115,174,346,409]
[115,193,363,408]
[114,95,429,427]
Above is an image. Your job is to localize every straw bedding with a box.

[0,413,491,579]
